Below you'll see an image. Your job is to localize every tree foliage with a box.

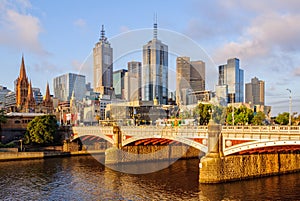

[275,112,289,125]
[25,115,59,145]
[251,111,266,125]
[193,103,212,125]
[226,106,254,125]
[294,114,300,125]
[0,110,7,143]
[0,110,7,125]
[178,110,192,119]
[212,105,227,125]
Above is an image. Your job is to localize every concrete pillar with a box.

[105,125,122,164]
[199,119,222,183]
[113,125,121,149]
[207,119,222,156]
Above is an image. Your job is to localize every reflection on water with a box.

[0,155,300,200]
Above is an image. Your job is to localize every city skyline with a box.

[0,0,300,115]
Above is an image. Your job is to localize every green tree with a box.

[294,113,300,125]
[0,110,7,143]
[226,106,254,125]
[25,115,59,145]
[275,112,289,125]
[178,110,192,119]
[212,105,227,125]
[251,111,266,125]
[193,103,212,125]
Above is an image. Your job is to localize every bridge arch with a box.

[223,140,300,156]
[72,134,114,145]
[122,135,208,153]
[72,126,115,144]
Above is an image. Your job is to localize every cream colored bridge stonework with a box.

[72,125,300,156]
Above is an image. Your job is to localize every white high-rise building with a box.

[53,73,86,101]
[142,20,168,105]
[128,61,142,100]
[93,25,113,95]
[124,72,139,101]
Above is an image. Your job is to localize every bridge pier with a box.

[199,119,224,183]
[199,120,300,183]
[105,125,122,164]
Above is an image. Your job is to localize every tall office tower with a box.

[142,20,168,105]
[245,77,265,105]
[0,86,11,108]
[53,73,86,101]
[217,58,244,103]
[32,87,43,104]
[113,69,127,99]
[176,57,205,105]
[93,25,113,95]
[128,61,142,100]
[124,72,139,101]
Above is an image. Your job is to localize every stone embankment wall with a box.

[0,152,44,161]
[199,152,300,183]
[105,145,202,164]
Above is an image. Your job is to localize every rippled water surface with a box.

[1,155,300,200]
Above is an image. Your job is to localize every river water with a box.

[0,155,300,201]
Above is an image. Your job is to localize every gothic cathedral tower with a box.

[16,55,29,110]
[15,55,36,112]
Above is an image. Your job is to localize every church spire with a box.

[42,82,53,113]
[19,54,27,80]
[25,80,36,112]
[27,80,34,100]
[153,13,158,39]
[44,82,51,101]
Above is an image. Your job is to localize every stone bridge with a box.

[72,124,300,156]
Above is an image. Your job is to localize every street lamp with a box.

[19,139,23,152]
[286,88,292,126]
[231,94,234,126]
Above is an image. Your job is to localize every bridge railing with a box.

[120,125,208,138]
[222,125,300,133]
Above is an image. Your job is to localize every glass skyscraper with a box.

[113,69,127,99]
[217,58,244,103]
[53,73,86,101]
[142,21,168,105]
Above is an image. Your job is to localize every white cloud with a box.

[293,67,300,77]
[0,0,46,55]
[33,61,61,73]
[73,18,86,28]
[120,25,130,33]
[213,12,300,64]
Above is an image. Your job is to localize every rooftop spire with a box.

[44,82,51,101]
[27,80,33,100]
[153,13,158,39]
[19,54,27,80]
[100,24,106,41]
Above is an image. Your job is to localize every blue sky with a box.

[0,0,300,116]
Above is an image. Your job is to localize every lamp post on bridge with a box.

[286,88,292,126]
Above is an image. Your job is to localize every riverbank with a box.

[0,150,105,162]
